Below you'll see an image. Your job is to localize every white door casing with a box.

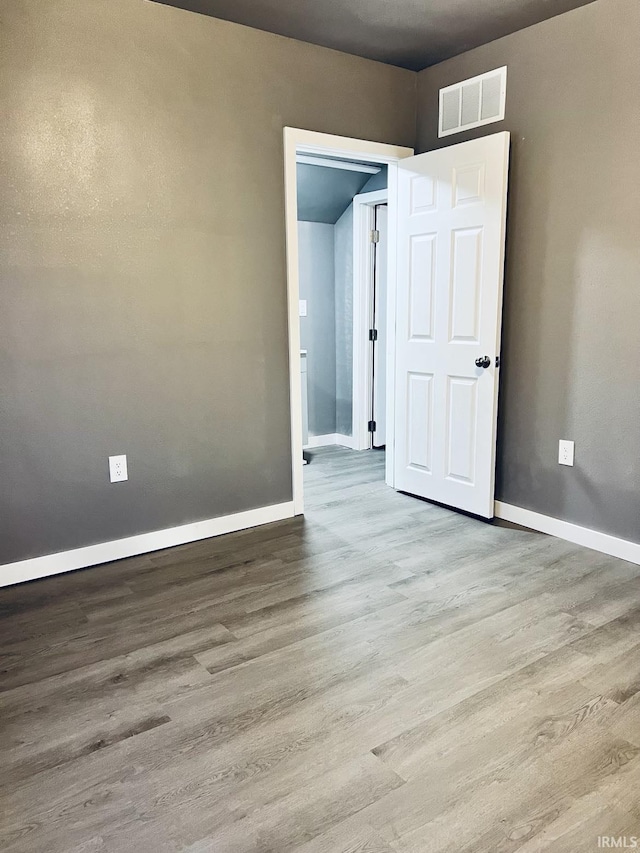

[393,131,510,518]
[283,128,414,513]
[372,204,388,448]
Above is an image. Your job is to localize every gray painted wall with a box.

[0,0,416,567]
[298,222,337,437]
[334,205,354,436]
[3,0,635,568]
[418,0,640,543]
[298,208,354,439]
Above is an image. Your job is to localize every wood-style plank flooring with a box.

[2,446,640,851]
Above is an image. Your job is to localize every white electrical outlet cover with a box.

[299,299,307,317]
[109,454,128,483]
[558,440,574,467]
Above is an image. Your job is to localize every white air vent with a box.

[438,67,507,138]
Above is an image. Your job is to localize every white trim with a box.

[352,190,388,206]
[304,433,354,449]
[384,161,399,488]
[296,155,380,174]
[335,433,354,449]
[284,130,306,517]
[352,189,388,452]
[0,502,295,588]
[284,128,414,515]
[495,502,640,566]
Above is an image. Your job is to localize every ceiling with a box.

[297,164,383,224]
[152,0,597,71]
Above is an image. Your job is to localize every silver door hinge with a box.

[370,230,380,243]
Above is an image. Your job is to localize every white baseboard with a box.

[0,501,295,589]
[304,433,354,449]
[495,501,640,566]
[335,433,354,449]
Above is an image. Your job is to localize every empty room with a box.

[1,0,639,850]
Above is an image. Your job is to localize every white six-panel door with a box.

[393,132,510,518]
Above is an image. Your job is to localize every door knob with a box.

[475,356,491,369]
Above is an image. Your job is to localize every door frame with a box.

[352,188,387,453]
[283,127,413,515]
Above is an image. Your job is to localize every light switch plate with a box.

[299,299,307,317]
[109,454,128,483]
[558,440,574,467]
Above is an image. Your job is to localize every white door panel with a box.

[394,132,509,518]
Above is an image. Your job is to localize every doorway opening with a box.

[298,163,388,480]
[284,129,414,515]
[285,128,510,521]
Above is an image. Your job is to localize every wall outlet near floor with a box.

[109,454,128,483]
[558,440,574,467]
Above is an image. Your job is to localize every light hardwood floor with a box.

[1,446,640,852]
